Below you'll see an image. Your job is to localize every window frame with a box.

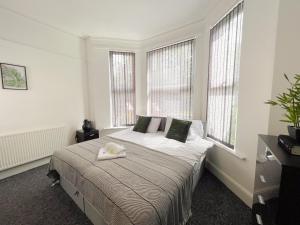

[109,51,136,127]
[205,1,244,149]
[146,39,195,119]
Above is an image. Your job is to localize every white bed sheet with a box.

[108,129,213,189]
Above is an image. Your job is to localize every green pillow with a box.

[133,116,152,133]
[166,119,192,143]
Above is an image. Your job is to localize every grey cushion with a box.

[166,119,192,143]
[133,116,152,133]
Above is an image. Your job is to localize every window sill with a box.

[100,127,129,137]
[107,126,130,129]
[206,137,246,160]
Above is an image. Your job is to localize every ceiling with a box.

[0,0,219,40]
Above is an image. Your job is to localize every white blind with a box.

[206,2,244,148]
[109,51,136,127]
[147,40,194,119]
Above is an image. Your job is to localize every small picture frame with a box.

[0,63,28,90]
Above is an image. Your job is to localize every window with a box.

[109,51,136,127]
[206,2,244,148]
[147,40,194,119]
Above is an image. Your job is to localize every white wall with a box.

[86,38,142,129]
[85,0,293,208]
[121,0,280,207]
[86,22,205,129]
[268,0,300,136]
[127,0,279,206]
[0,8,87,144]
[201,0,280,206]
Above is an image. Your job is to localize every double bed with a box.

[49,123,213,225]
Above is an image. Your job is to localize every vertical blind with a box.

[147,39,194,119]
[109,51,136,127]
[206,2,244,148]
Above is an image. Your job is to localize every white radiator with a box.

[0,126,67,171]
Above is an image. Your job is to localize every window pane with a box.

[206,2,244,148]
[109,51,136,127]
[147,40,194,119]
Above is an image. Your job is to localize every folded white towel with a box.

[97,142,126,161]
[104,142,126,154]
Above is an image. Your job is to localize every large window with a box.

[147,40,194,119]
[206,2,244,148]
[109,51,135,127]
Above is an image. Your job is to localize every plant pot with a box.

[287,126,300,143]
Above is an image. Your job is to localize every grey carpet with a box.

[0,165,252,225]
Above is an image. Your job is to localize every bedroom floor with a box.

[0,165,252,225]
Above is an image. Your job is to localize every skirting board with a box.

[206,159,253,207]
[0,156,51,180]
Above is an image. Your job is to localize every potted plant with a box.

[266,74,300,142]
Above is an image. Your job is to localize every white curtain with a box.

[147,40,194,119]
[109,51,136,127]
[206,2,244,148]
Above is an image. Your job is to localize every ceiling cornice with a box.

[0,0,221,42]
[0,4,80,38]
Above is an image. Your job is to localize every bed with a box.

[49,123,213,225]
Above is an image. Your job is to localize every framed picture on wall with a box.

[0,63,28,90]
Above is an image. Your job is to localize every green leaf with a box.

[280,119,292,123]
[266,73,300,125]
[284,73,289,82]
[265,100,277,105]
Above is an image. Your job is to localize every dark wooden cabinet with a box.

[75,129,99,143]
[253,135,300,225]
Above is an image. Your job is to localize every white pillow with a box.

[164,117,173,134]
[187,120,204,141]
[147,117,161,133]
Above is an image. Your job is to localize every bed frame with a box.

[60,176,107,225]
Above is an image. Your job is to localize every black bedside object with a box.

[75,129,99,143]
